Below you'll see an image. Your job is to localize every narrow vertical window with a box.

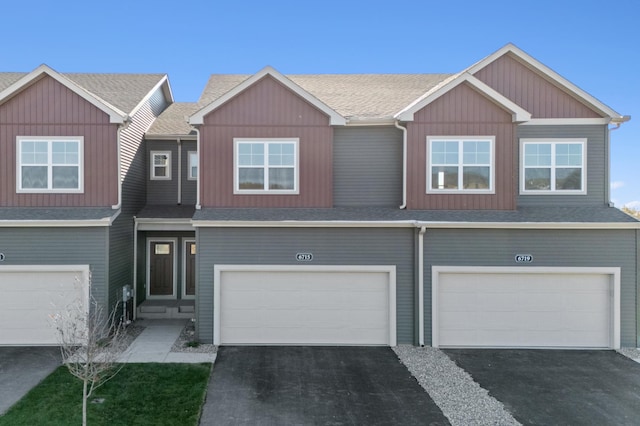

[188,151,198,180]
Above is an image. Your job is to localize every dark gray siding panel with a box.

[146,140,179,205]
[333,127,403,207]
[517,125,607,206]
[197,227,415,344]
[424,229,637,347]
[0,227,109,306]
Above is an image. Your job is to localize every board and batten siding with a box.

[0,75,119,207]
[473,53,602,119]
[423,228,637,347]
[199,75,333,208]
[109,85,168,310]
[406,82,517,210]
[517,125,607,206]
[0,227,109,307]
[196,227,416,344]
[333,126,403,207]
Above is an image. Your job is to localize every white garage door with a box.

[0,266,89,345]
[434,267,620,349]
[214,266,396,346]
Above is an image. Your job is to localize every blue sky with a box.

[2,0,638,208]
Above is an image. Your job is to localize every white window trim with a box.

[16,136,84,194]
[426,136,495,194]
[187,151,198,181]
[233,138,300,195]
[520,138,587,195]
[150,150,171,180]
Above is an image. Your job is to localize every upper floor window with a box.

[17,136,83,193]
[188,151,198,180]
[151,151,171,180]
[234,138,299,194]
[427,136,494,193]
[520,139,586,194]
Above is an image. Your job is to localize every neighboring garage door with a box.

[214,265,396,346]
[433,267,620,349]
[0,266,90,345]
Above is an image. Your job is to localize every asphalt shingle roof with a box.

[0,207,118,221]
[0,72,166,114]
[146,102,199,136]
[191,206,639,224]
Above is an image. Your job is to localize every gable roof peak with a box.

[189,65,346,126]
[0,63,128,123]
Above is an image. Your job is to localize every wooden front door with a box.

[148,240,175,298]
[185,241,196,297]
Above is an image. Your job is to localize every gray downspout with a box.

[177,138,182,205]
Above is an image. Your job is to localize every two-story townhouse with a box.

[0,66,172,344]
[163,44,633,349]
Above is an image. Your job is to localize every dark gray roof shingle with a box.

[0,207,118,222]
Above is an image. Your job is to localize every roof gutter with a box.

[395,120,408,209]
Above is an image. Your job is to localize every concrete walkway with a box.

[118,319,216,363]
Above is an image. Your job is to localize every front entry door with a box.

[148,240,176,298]
[184,240,196,298]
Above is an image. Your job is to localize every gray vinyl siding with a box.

[196,227,416,344]
[0,227,109,306]
[109,86,168,310]
[423,228,638,347]
[181,141,197,205]
[517,125,608,206]
[146,140,179,205]
[333,126,403,207]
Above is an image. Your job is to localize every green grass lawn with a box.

[0,363,212,426]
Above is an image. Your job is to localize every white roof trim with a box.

[395,73,531,123]
[191,220,640,229]
[520,118,611,126]
[465,43,624,120]
[189,66,346,126]
[0,64,128,124]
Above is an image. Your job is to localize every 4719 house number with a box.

[515,254,533,263]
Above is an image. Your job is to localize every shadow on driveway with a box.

[201,346,449,425]
[0,347,61,414]
[444,349,640,426]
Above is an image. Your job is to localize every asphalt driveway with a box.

[201,346,449,425]
[444,349,640,425]
[0,347,61,415]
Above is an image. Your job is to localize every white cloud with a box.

[624,200,640,210]
[611,181,625,190]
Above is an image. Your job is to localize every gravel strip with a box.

[393,346,520,426]
[170,321,217,354]
[617,347,640,362]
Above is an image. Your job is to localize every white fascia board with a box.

[0,64,127,124]
[465,44,624,120]
[345,117,397,126]
[0,218,114,227]
[145,134,197,141]
[189,66,346,126]
[395,73,531,123]
[192,220,418,228]
[129,75,172,117]
[135,218,194,231]
[417,221,640,230]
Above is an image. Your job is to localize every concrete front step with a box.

[137,301,195,320]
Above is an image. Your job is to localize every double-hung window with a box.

[234,139,298,194]
[17,136,83,193]
[427,136,494,193]
[521,139,586,194]
[188,151,198,180]
[151,151,171,180]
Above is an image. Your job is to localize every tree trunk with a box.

[83,378,88,426]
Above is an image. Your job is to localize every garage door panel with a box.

[436,270,613,349]
[218,268,392,345]
[0,267,89,346]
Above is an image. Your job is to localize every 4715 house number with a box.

[296,253,313,261]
